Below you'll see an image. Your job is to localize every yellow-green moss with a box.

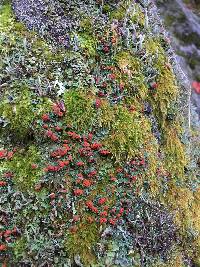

[160,184,200,266]
[145,38,166,67]
[13,237,27,260]
[142,141,160,196]
[130,3,145,27]
[163,125,187,179]
[110,1,145,27]
[115,51,148,99]
[0,86,36,138]
[150,66,178,130]
[98,99,116,129]
[103,106,152,160]
[5,145,43,192]
[80,17,94,34]
[110,1,128,20]
[0,2,13,31]
[115,51,141,71]
[145,39,178,130]
[0,86,52,139]
[65,222,99,265]
[102,4,112,14]
[77,32,97,57]
[63,90,96,132]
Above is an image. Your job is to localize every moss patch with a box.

[163,125,187,179]
[63,90,96,132]
[65,222,99,265]
[6,145,43,192]
[103,106,152,160]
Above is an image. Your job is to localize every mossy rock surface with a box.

[0,1,199,266]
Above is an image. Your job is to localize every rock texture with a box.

[0,0,199,266]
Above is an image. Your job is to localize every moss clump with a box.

[78,32,97,57]
[163,125,187,179]
[110,0,144,23]
[6,145,43,192]
[110,1,128,20]
[115,51,148,99]
[130,3,145,27]
[145,39,174,116]
[0,86,52,140]
[104,106,152,160]
[150,66,178,131]
[0,86,36,139]
[79,17,94,34]
[161,184,200,266]
[115,51,141,71]
[98,99,117,129]
[13,237,27,261]
[0,2,13,31]
[145,38,166,67]
[65,222,99,265]
[63,90,96,132]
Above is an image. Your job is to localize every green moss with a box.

[80,17,94,34]
[145,38,166,67]
[13,21,26,32]
[110,0,132,20]
[6,145,43,192]
[110,1,144,26]
[0,86,36,139]
[110,3,127,20]
[0,86,52,140]
[149,66,178,131]
[104,106,152,160]
[13,237,27,261]
[65,222,99,265]
[102,4,112,14]
[145,38,182,158]
[160,183,200,266]
[130,3,145,27]
[163,126,187,179]
[115,51,140,69]
[63,90,96,133]
[0,2,13,31]
[115,51,148,99]
[78,32,97,57]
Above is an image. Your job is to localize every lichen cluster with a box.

[0,0,199,266]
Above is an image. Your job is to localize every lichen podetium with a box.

[0,0,199,266]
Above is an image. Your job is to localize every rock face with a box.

[0,0,199,266]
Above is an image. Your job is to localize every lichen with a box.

[0,0,198,266]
